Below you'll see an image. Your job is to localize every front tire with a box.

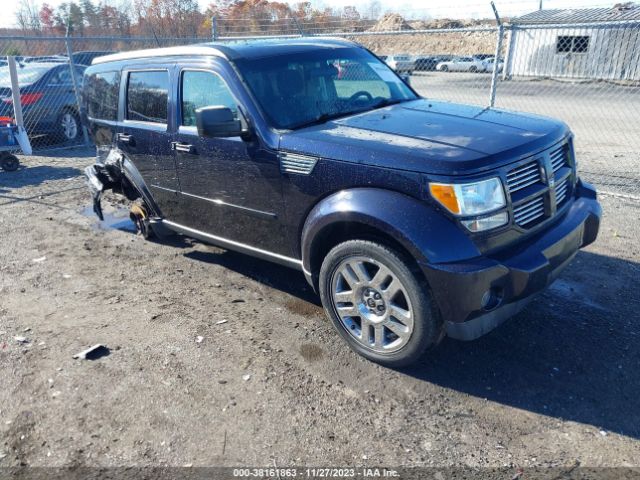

[440,65,449,72]
[319,240,442,367]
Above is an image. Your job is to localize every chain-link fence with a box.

[0,34,209,151]
[1,10,639,165]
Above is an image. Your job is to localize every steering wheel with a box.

[348,91,373,104]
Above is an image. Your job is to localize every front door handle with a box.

[171,142,196,154]
[117,133,134,145]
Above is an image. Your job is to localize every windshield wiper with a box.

[291,99,410,130]
[291,111,354,130]
[370,98,405,110]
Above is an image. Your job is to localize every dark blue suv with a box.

[82,39,601,367]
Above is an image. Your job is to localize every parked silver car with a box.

[436,56,485,73]
[384,54,414,74]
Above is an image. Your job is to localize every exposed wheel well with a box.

[308,222,426,290]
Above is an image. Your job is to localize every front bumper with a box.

[422,180,601,341]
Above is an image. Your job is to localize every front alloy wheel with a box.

[331,256,413,353]
[319,240,442,367]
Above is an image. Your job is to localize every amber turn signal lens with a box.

[429,183,460,214]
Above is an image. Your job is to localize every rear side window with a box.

[126,70,169,124]
[181,70,237,127]
[85,71,120,121]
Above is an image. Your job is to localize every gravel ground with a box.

[0,146,639,472]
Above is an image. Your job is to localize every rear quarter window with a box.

[126,70,169,124]
[85,71,120,121]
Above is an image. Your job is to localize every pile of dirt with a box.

[408,19,466,30]
[355,30,499,57]
[361,14,498,56]
[368,13,413,32]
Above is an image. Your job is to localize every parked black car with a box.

[82,39,601,367]
[414,56,441,71]
[71,51,115,66]
[0,62,85,143]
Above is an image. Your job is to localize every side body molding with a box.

[300,188,481,278]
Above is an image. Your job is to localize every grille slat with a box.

[550,145,567,173]
[513,197,545,226]
[555,178,570,204]
[506,161,541,193]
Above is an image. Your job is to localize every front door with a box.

[118,67,180,218]
[171,66,285,254]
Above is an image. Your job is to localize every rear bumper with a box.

[422,180,601,341]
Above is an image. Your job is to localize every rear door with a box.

[118,65,180,217]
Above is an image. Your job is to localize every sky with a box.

[1,0,618,29]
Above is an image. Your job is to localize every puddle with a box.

[548,279,608,312]
[82,205,136,233]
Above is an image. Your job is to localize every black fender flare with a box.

[300,188,480,277]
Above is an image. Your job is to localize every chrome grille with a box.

[555,177,570,205]
[550,144,567,173]
[506,161,541,193]
[513,196,545,226]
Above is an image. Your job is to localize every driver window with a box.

[181,70,238,127]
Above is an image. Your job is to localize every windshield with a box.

[234,48,418,130]
[0,65,50,88]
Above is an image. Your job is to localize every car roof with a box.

[93,37,359,65]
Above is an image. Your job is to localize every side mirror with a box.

[196,106,242,138]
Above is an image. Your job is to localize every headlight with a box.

[429,177,506,216]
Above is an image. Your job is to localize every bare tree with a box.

[15,0,42,32]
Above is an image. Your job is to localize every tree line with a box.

[13,0,385,38]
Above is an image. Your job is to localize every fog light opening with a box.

[481,287,503,311]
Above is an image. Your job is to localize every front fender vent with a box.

[279,152,318,175]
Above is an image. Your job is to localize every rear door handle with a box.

[117,133,134,145]
[171,142,196,154]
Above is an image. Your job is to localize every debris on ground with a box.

[215,320,228,325]
[72,344,110,360]
[32,256,46,263]
[242,374,251,381]
[195,336,204,343]
[14,336,29,343]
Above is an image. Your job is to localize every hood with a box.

[279,99,569,176]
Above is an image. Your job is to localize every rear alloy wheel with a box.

[319,240,442,367]
[441,65,449,72]
[58,110,80,142]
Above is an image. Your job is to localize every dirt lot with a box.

[0,146,639,472]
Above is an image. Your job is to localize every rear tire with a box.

[319,240,442,368]
[441,65,449,72]
[469,66,478,73]
[130,202,154,240]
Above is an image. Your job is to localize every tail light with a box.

[2,92,44,106]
